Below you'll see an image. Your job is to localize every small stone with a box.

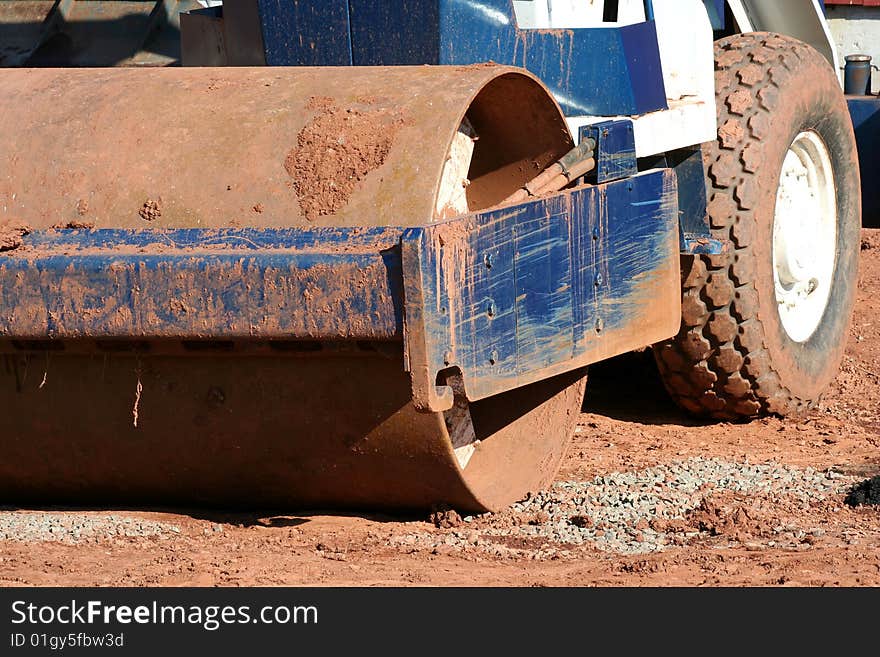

[569,515,592,529]
[430,505,462,529]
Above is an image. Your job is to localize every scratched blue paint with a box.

[0,228,404,340]
[348,0,440,65]
[255,0,352,66]
[513,196,573,369]
[19,226,402,251]
[467,214,519,379]
[249,0,667,117]
[402,169,680,403]
[598,172,672,333]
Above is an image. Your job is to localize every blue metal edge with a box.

[0,227,404,341]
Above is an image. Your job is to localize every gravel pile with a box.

[0,512,181,544]
[393,458,854,558]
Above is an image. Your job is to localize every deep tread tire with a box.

[654,33,861,420]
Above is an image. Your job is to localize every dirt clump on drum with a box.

[139,198,163,222]
[0,220,30,251]
[286,99,407,221]
[53,220,95,230]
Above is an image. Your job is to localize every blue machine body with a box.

[215,0,668,117]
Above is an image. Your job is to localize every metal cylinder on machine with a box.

[0,66,573,230]
[0,65,586,513]
[844,54,873,96]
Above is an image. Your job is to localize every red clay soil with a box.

[286,96,407,221]
[0,229,878,587]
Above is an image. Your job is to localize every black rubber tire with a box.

[654,32,861,420]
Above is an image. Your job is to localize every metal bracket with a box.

[580,120,638,184]
[401,170,682,414]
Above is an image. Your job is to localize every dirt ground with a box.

[0,230,878,588]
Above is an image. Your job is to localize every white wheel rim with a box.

[772,131,837,343]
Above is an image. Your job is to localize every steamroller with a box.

[0,0,863,512]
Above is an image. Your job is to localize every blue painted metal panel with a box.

[250,0,667,117]
[437,1,667,116]
[513,199,573,370]
[848,96,880,228]
[580,120,638,184]
[255,0,352,66]
[702,0,725,30]
[467,216,519,380]
[665,146,725,254]
[16,227,399,251]
[0,227,404,340]
[0,178,684,409]
[615,18,666,114]
[348,0,440,65]
[401,169,681,409]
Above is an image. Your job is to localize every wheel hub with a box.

[773,131,837,343]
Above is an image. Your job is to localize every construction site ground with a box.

[1,229,878,588]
